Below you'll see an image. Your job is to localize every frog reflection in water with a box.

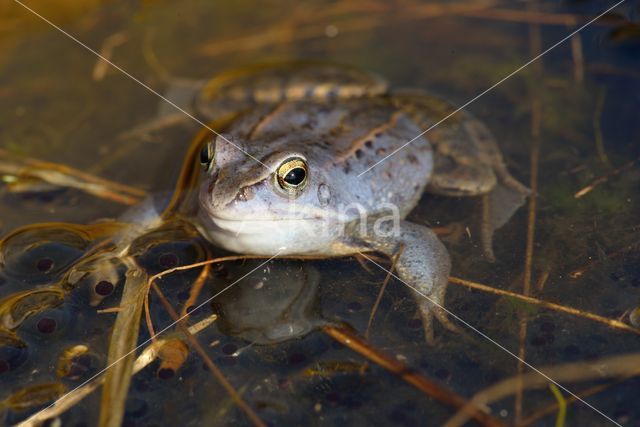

[212,260,323,344]
[185,63,529,342]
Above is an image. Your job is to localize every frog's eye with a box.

[200,141,214,171]
[276,157,308,192]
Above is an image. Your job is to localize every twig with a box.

[151,283,266,427]
[445,352,640,427]
[180,246,213,318]
[322,325,504,427]
[589,63,640,80]
[516,6,543,422]
[364,243,404,340]
[0,149,145,205]
[96,307,122,314]
[570,33,584,84]
[98,256,148,427]
[144,286,157,341]
[197,2,497,57]
[448,276,640,335]
[569,240,639,279]
[518,378,627,426]
[593,87,609,165]
[93,31,128,81]
[574,157,638,198]
[458,7,619,27]
[535,267,551,292]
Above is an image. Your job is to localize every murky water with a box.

[1,1,639,426]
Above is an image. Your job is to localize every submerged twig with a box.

[445,352,640,427]
[0,149,146,205]
[198,2,496,57]
[574,157,638,198]
[364,243,404,339]
[448,276,640,335]
[570,33,584,84]
[516,6,543,422]
[179,246,213,318]
[93,31,129,81]
[458,7,618,27]
[518,378,627,427]
[151,283,266,427]
[99,256,148,427]
[593,87,609,165]
[569,240,639,279]
[322,325,504,427]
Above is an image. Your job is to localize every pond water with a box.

[1,0,639,426]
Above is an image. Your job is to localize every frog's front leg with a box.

[342,220,461,344]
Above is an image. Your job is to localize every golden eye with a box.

[276,157,308,191]
[200,141,214,171]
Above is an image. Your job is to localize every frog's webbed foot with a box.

[346,220,462,344]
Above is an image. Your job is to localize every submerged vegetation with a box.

[0,0,639,426]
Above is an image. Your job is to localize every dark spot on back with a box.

[355,149,364,159]
[365,140,373,148]
[407,154,419,165]
[343,162,352,174]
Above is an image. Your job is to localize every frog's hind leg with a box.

[344,220,462,344]
[196,61,389,118]
[391,90,529,260]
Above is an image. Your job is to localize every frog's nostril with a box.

[236,186,255,202]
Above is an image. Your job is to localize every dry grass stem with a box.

[364,243,404,339]
[569,241,639,279]
[99,257,148,427]
[518,378,628,426]
[445,352,640,427]
[93,31,128,81]
[516,6,543,422]
[323,325,505,427]
[570,33,584,84]
[449,276,640,335]
[0,149,145,205]
[574,157,638,198]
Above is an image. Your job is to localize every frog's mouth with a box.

[198,209,322,236]
[196,209,335,255]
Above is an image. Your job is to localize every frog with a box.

[169,62,530,343]
[212,259,324,345]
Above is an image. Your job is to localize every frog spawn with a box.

[0,221,205,423]
[0,220,332,424]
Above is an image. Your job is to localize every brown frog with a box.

[172,62,529,342]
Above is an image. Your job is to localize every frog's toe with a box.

[414,295,464,345]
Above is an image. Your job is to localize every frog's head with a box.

[197,134,337,255]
